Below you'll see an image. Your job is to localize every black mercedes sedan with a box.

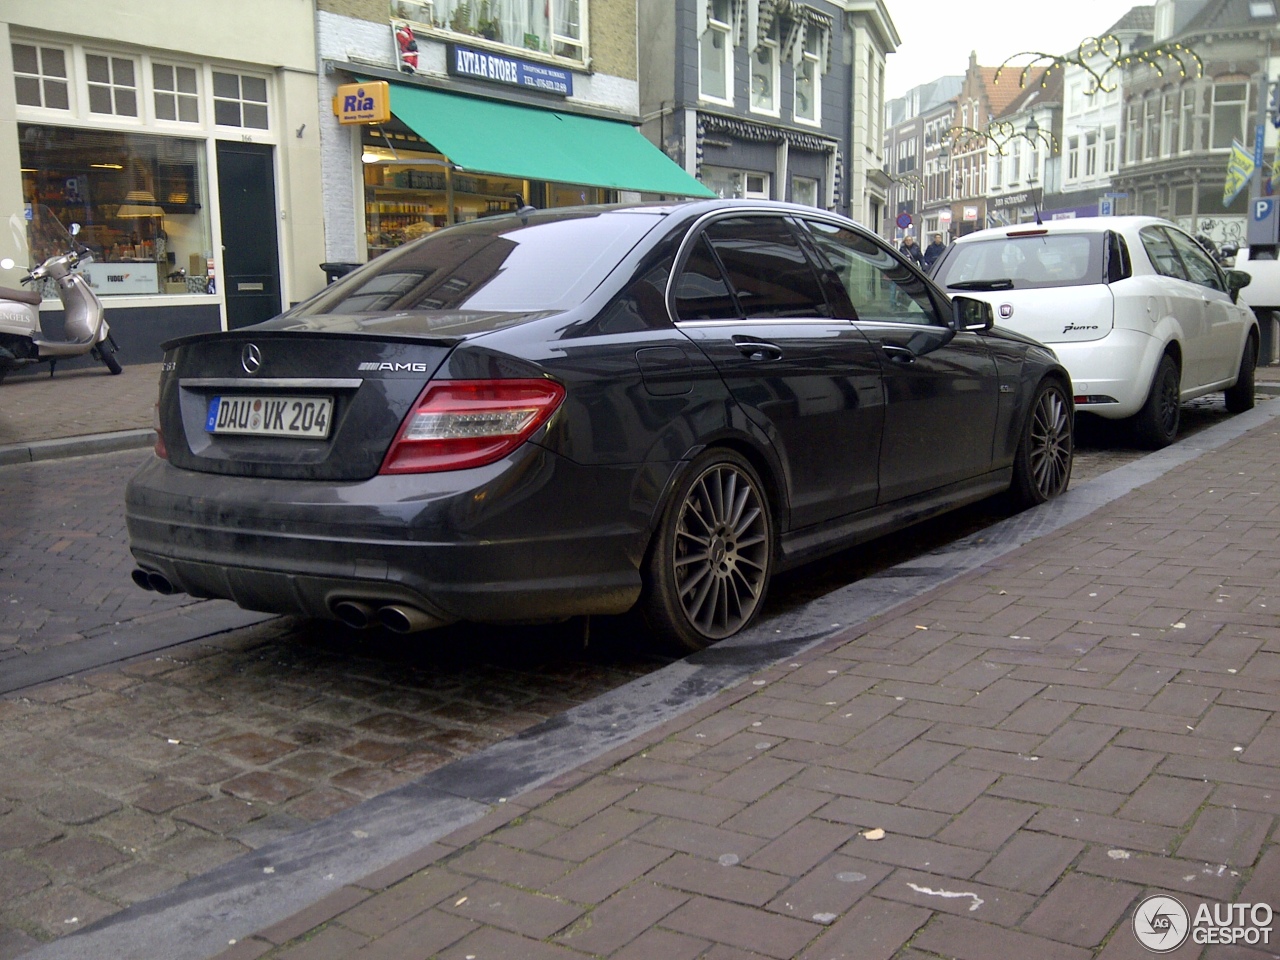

[125,200,1073,650]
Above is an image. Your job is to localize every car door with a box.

[1165,226,1244,384]
[1138,225,1210,386]
[802,219,1001,503]
[673,214,884,529]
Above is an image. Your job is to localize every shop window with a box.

[422,0,586,62]
[12,43,70,111]
[86,53,138,117]
[750,42,779,115]
[700,0,733,104]
[18,124,214,297]
[153,63,199,123]
[213,72,269,129]
[1211,82,1247,150]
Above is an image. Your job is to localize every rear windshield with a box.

[288,209,663,318]
[935,232,1105,290]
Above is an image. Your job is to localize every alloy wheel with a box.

[672,463,770,640]
[1027,386,1072,499]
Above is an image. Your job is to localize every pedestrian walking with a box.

[922,232,947,271]
[899,234,924,268]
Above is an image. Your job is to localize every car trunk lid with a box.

[157,330,456,481]
[978,285,1116,345]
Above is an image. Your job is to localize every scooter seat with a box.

[0,286,41,305]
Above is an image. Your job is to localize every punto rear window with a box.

[288,210,664,318]
[935,232,1105,290]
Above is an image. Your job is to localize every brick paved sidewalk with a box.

[186,410,1280,959]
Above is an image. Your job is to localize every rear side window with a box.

[1165,227,1226,291]
[1140,226,1189,281]
[674,235,738,321]
[935,232,1105,290]
[703,216,831,319]
[288,211,662,320]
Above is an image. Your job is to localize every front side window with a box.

[12,42,70,110]
[86,52,138,117]
[700,0,733,104]
[213,71,269,129]
[1212,82,1248,150]
[701,216,829,319]
[153,63,199,123]
[806,220,936,323]
[750,43,779,114]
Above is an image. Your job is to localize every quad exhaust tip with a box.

[331,600,440,634]
[132,568,176,595]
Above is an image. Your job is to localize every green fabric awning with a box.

[385,83,715,198]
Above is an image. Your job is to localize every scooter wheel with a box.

[95,343,123,375]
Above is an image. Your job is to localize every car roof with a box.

[952,216,1174,243]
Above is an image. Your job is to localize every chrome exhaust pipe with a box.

[376,604,437,634]
[332,600,376,630]
[147,571,177,595]
[131,568,154,591]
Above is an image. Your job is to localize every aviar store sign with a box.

[448,44,573,96]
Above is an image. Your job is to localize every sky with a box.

[883,0,1149,100]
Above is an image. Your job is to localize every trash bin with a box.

[320,262,361,284]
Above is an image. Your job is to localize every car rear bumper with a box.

[1046,329,1163,419]
[124,447,662,627]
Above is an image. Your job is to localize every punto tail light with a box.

[379,379,566,474]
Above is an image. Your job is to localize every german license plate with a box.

[206,395,333,439]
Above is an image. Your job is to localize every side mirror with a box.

[951,295,994,332]
[1226,268,1252,303]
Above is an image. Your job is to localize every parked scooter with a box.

[0,205,121,383]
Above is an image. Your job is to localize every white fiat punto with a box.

[932,217,1258,447]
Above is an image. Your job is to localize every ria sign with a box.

[332,81,391,125]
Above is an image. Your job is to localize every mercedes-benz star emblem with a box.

[241,343,262,375]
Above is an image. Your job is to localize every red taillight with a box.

[153,402,168,460]
[379,379,566,474]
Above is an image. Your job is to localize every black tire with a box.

[641,449,773,651]
[1010,379,1073,507]
[96,337,123,375]
[1224,334,1257,414]
[1132,354,1181,449]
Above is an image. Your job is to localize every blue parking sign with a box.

[1254,198,1275,222]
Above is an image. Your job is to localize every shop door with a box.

[216,141,282,328]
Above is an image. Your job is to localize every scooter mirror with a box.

[70,223,81,236]
[0,258,13,270]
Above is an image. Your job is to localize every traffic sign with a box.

[1254,198,1275,222]
[1099,198,1114,216]
[896,212,913,230]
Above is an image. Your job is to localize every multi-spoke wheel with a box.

[642,449,773,651]
[1011,379,1073,507]
[1132,354,1181,449]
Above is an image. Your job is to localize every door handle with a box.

[883,344,916,364]
[735,340,783,361]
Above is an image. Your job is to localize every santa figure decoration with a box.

[394,21,418,74]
